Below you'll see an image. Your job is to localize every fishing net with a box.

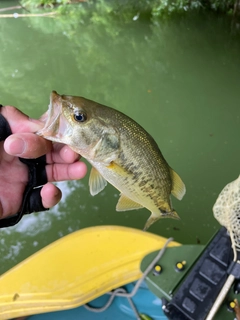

[213,175,240,255]
[206,176,240,320]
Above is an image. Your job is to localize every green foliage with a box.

[20,0,240,18]
[151,0,202,17]
[208,0,238,13]
[21,0,55,7]
[21,0,76,8]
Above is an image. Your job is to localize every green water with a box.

[0,1,239,274]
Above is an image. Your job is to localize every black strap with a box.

[0,156,48,228]
[0,110,12,140]
[0,106,48,228]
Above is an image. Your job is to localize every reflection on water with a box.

[0,1,240,273]
[0,180,87,273]
[15,180,87,236]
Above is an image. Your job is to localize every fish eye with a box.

[74,111,87,122]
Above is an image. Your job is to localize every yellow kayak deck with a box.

[0,226,179,319]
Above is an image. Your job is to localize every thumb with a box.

[4,133,52,158]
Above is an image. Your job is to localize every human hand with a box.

[0,106,87,220]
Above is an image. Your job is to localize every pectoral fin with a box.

[169,168,186,200]
[90,133,120,164]
[107,161,129,176]
[116,194,143,212]
[89,167,107,196]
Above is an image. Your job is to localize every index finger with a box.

[1,106,43,133]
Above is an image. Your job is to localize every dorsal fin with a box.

[169,168,186,200]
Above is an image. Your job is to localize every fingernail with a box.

[8,137,26,155]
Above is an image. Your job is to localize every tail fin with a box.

[168,210,180,220]
[143,210,180,231]
[143,214,161,231]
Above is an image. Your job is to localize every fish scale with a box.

[37,91,186,230]
[102,120,171,210]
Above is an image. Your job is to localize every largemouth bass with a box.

[37,91,186,230]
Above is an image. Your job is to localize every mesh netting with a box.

[213,175,240,252]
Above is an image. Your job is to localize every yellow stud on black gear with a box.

[153,264,162,275]
[175,261,186,272]
[227,300,236,312]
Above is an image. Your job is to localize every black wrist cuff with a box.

[0,106,49,228]
[0,111,12,141]
[0,156,49,228]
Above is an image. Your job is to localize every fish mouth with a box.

[36,91,63,141]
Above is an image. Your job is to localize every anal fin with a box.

[116,194,143,212]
